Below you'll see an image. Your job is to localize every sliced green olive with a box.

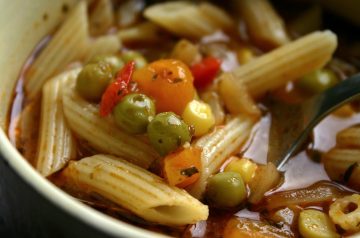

[76,62,113,102]
[206,172,247,208]
[297,69,338,94]
[121,51,147,69]
[113,93,156,134]
[89,55,124,75]
[147,112,191,156]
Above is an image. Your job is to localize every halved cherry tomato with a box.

[99,61,135,117]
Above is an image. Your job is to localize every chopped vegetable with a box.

[133,59,195,115]
[182,100,215,137]
[147,112,192,156]
[99,61,136,117]
[163,146,201,188]
[170,39,201,66]
[76,62,113,102]
[299,209,339,238]
[206,172,247,208]
[237,47,255,65]
[297,69,338,94]
[121,51,147,69]
[113,93,155,134]
[89,55,125,75]
[329,194,360,232]
[224,157,257,184]
[191,57,221,89]
[223,217,293,238]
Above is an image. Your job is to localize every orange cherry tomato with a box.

[132,59,195,115]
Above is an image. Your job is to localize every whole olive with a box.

[89,55,124,75]
[147,112,192,156]
[76,62,113,102]
[113,93,156,134]
[206,172,247,208]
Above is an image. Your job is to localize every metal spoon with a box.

[267,73,360,170]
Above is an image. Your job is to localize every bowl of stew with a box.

[1,0,360,237]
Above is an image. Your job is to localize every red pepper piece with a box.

[191,57,221,89]
[99,61,136,117]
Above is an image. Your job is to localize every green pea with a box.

[89,55,124,75]
[113,94,156,134]
[147,112,192,156]
[206,172,247,208]
[297,69,338,94]
[121,51,147,69]
[76,62,113,102]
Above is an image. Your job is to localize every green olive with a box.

[89,55,124,75]
[76,62,113,102]
[297,69,338,94]
[121,51,147,69]
[206,172,247,208]
[147,112,192,156]
[113,94,156,134]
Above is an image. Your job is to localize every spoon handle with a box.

[277,73,360,170]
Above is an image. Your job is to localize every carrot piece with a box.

[163,146,202,188]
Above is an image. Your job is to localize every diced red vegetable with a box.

[191,57,221,89]
[99,61,136,117]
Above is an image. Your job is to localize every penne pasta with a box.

[144,1,234,39]
[36,70,79,177]
[232,31,337,98]
[117,21,165,44]
[218,73,261,119]
[84,34,121,62]
[188,116,255,199]
[238,0,290,49]
[62,77,159,169]
[89,0,114,36]
[116,0,144,28]
[336,126,360,148]
[60,154,209,225]
[25,1,89,100]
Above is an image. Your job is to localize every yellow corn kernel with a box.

[182,100,215,137]
[237,47,255,65]
[299,209,340,238]
[224,157,257,184]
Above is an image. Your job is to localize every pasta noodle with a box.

[218,72,261,119]
[144,1,234,39]
[89,0,114,36]
[116,0,144,28]
[336,126,360,148]
[200,90,225,126]
[170,39,201,66]
[25,1,89,100]
[84,34,121,62]
[60,154,209,225]
[238,0,290,49]
[232,30,337,98]
[62,77,159,169]
[188,116,255,199]
[35,70,78,177]
[117,21,164,44]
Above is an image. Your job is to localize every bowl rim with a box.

[0,128,170,238]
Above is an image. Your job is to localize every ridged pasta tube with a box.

[84,34,121,62]
[89,0,114,36]
[62,79,159,169]
[61,154,209,225]
[233,31,337,98]
[336,126,360,148]
[25,1,89,100]
[238,0,290,49]
[188,116,255,199]
[35,70,79,177]
[144,1,233,39]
